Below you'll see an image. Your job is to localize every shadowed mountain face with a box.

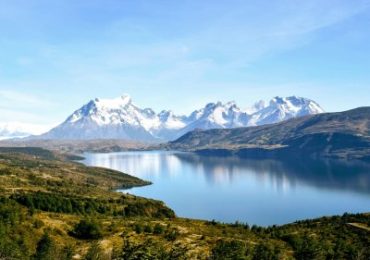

[168,107,370,161]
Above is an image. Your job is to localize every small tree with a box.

[34,232,56,260]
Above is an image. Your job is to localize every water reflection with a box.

[174,153,370,195]
[83,151,370,225]
[83,151,182,179]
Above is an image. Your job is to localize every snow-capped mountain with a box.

[38,95,324,142]
[245,100,266,114]
[152,110,188,140]
[41,95,159,141]
[176,101,251,138]
[248,96,324,126]
[0,122,51,140]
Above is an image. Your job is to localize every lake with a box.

[82,151,370,226]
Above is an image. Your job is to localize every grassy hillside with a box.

[167,107,370,161]
[0,148,369,259]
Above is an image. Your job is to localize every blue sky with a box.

[1,0,370,127]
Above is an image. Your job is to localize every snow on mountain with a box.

[152,110,188,140]
[177,101,251,138]
[38,95,324,141]
[248,96,324,126]
[0,122,51,140]
[245,100,266,114]
[41,95,159,141]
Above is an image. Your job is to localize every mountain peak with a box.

[225,101,237,108]
[120,94,132,102]
[269,96,323,110]
[93,94,132,109]
[270,96,285,105]
[159,110,173,118]
[245,100,266,114]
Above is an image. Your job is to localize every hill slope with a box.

[168,107,370,160]
[0,148,369,259]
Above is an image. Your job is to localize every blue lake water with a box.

[83,151,370,226]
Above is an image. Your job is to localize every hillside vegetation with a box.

[0,139,150,154]
[0,148,369,259]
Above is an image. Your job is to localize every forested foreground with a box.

[0,148,369,259]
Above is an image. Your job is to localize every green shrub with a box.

[134,224,143,234]
[153,223,164,234]
[165,229,179,241]
[70,219,103,239]
[211,239,248,260]
[144,225,153,233]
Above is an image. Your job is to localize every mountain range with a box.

[167,107,370,161]
[37,95,324,141]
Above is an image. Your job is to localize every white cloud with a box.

[0,89,59,125]
[185,0,370,65]
[0,89,53,108]
[0,121,53,135]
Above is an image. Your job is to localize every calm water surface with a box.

[83,151,370,226]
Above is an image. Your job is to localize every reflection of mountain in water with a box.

[174,153,370,195]
[83,151,183,179]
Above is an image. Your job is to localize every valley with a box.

[0,99,369,259]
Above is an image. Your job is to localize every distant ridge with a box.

[0,122,50,140]
[36,95,324,141]
[167,107,370,161]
